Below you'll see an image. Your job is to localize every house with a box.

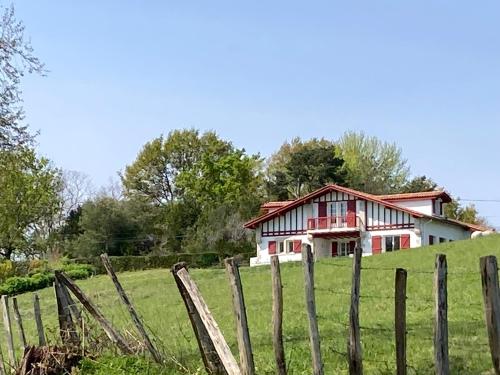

[244,184,487,266]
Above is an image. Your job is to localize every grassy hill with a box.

[5,234,500,374]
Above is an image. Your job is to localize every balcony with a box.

[307,215,361,231]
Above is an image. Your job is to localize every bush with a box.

[0,260,15,282]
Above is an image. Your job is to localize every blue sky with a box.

[13,1,500,227]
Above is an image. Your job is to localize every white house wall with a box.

[393,199,433,216]
[418,219,470,245]
[366,201,415,229]
[361,229,420,253]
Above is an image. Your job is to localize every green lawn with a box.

[5,234,500,374]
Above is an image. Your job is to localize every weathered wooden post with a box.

[55,271,133,354]
[271,255,286,375]
[348,245,363,375]
[54,277,79,345]
[175,266,241,375]
[172,263,227,374]
[11,297,27,351]
[224,257,255,375]
[1,295,16,369]
[302,244,323,375]
[101,253,163,364]
[33,293,46,346]
[395,268,407,375]
[480,256,500,375]
[434,254,449,375]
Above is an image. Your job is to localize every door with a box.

[331,241,338,257]
[318,201,327,229]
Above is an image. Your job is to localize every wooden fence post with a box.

[302,244,323,375]
[101,253,163,364]
[224,257,255,375]
[480,256,500,374]
[1,295,16,369]
[175,266,241,375]
[33,293,46,346]
[434,254,449,375]
[348,245,363,375]
[54,277,79,345]
[395,268,407,375]
[11,298,27,351]
[271,256,287,375]
[172,263,227,375]
[55,271,133,354]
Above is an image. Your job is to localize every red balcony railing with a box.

[307,214,359,230]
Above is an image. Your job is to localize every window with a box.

[429,235,435,245]
[439,237,446,243]
[385,235,401,252]
[287,241,294,253]
[329,201,348,226]
[278,241,285,254]
[339,242,350,257]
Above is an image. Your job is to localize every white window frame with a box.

[384,235,401,252]
[329,201,348,226]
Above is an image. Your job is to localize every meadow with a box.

[5,234,500,374]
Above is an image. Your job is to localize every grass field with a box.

[5,234,500,374]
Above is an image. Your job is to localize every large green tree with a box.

[444,199,487,226]
[266,137,345,200]
[336,131,410,194]
[0,148,61,259]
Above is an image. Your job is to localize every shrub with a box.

[0,260,15,282]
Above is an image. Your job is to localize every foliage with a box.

[0,147,62,259]
[78,356,174,375]
[266,137,345,199]
[444,198,487,225]
[0,4,45,150]
[401,175,438,193]
[8,235,500,374]
[0,262,94,296]
[336,131,410,194]
[0,260,14,281]
[67,197,162,258]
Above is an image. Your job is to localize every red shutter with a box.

[331,242,338,257]
[293,240,302,253]
[268,241,276,255]
[401,234,410,249]
[347,200,357,227]
[372,236,382,255]
[349,241,356,254]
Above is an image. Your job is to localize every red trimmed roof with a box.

[261,201,292,209]
[377,191,452,203]
[244,184,426,229]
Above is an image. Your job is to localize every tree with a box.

[68,197,162,258]
[122,129,213,205]
[401,175,438,193]
[336,131,410,194]
[0,5,45,150]
[444,199,487,226]
[0,148,61,259]
[266,137,346,199]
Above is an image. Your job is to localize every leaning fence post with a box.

[55,271,133,354]
[271,255,286,375]
[11,298,27,351]
[1,295,16,369]
[175,266,241,375]
[54,277,79,345]
[33,293,46,346]
[434,254,449,375]
[302,244,323,375]
[348,245,363,375]
[101,253,163,364]
[480,256,500,374]
[224,257,255,375]
[395,268,407,375]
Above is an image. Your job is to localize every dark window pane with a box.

[385,236,393,252]
[394,236,400,250]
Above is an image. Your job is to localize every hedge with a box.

[70,251,252,275]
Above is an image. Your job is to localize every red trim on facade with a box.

[372,236,382,254]
[311,230,360,239]
[268,241,277,254]
[331,242,338,257]
[377,191,452,203]
[401,234,410,249]
[261,229,307,237]
[367,223,415,231]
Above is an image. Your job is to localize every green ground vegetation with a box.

[3,234,500,374]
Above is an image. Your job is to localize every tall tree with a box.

[0,148,61,259]
[336,131,410,194]
[401,175,438,193]
[266,137,345,199]
[0,5,45,150]
[444,199,487,226]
